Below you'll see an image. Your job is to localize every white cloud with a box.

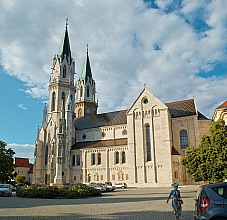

[17,104,26,110]
[0,0,227,120]
[7,143,35,163]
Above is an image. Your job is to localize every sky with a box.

[0,0,227,163]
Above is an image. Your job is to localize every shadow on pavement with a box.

[0,210,193,220]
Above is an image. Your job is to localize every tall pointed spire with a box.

[81,45,93,83]
[57,19,72,62]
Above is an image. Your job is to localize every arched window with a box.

[62,92,65,106]
[122,151,126,164]
[87,86,89,97]
[63,65,66,78]
[76,154,81,166]
[180,130,188,148]
[72,155,75,166]
[80,86,83,97]
[91,153,95,166]
[97,153,101,165]
[45,146,48,165]
[51,92,56,111]
[145,124,151,161]
[78,108,82,118]
[116,151,119,164]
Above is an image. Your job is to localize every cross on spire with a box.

[66,18,68,27]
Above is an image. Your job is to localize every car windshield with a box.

[0,184,8,188]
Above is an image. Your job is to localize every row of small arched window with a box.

[72,151,127,167]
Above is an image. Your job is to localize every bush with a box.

[16,185,101,199]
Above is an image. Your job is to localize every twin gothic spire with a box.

[57,22,72,63]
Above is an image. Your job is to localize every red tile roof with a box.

[14,157,33,173]
[14,157,30,167]
[217,101,227,109]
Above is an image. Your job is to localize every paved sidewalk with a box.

[0,185,199,220]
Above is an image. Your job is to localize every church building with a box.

[33,23,212,187]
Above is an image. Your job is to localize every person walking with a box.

[166,183,183,220]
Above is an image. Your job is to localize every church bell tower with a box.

[75,46,98,117]
[48,21,76,185]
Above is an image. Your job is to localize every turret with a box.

[75,46,98,117]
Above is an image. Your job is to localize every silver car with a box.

[0,184,12,197]
[194,182,227,220]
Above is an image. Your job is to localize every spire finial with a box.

[144,83,146,88]
[86,44,89,53]
[66,18,68,28]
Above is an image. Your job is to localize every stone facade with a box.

[33,24,212,187]
[213,101,227,124]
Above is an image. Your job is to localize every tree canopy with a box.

[182,119,227,182]
[0,140,16,183]
[15,175,26,184]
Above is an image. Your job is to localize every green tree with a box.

[15,175,26,184]
[0,140,16,183]
[182,119,227,182]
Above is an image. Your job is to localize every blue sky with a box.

[0,0,227,163]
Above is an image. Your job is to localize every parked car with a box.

[96,183,107,192]
[194,182,227,220]
[88,183,105,192]
[11,185,17,192]
[114,183,127,189]
[0,184,12,197]
[105,182,116,191]
[16,183,25,188]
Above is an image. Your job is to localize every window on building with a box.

[87,86,89,97]
[51,92,56,111]
[145,124,152,161]
[94,173,99,181]
[174,171,178,179]
[122,151,126,163]
[76,154,81,166]
[78,108,82,118]
[72,155,75,166]
[45,146,48,165]
[63,65,66,78]
[62,92,65,106]
[180,130,188,148]
[98,153,101,165]
[80,86,83,97]
[91,153,95,166]
[116,151,119,164]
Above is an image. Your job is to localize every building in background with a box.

[33,23,211,187]
[213,101,227,124]
[14,157,33,183]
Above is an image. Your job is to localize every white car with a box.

[0,184,12,197]
[113,183,127,189]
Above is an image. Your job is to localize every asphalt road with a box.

[0,185,198,220]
